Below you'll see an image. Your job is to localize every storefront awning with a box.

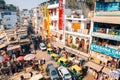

[7,45,20,51]
[91,16,120,24]
[84,61,103,72]
[102,67,110,74]
[0,44,7,49]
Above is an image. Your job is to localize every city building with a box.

[31,7,41,34]
[1,11,18,29]
[20,9,30,26]
[63,0,94,58]
[39,1,50,39]
[48,0,64,42]
[90,0,120,74]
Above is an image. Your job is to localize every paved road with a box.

[35,50,94,80]
[10,49,94,80]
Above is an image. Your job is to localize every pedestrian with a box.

[20,75,24,80]
[29,71,33,77]
[42,58,46,64]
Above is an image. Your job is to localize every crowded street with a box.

[0,0,120,80]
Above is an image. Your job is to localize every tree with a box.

[6,4,17,12]
[85,0,94,10]
[0,0,6,9]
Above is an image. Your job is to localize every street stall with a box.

[84,61,103,78]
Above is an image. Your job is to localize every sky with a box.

[4,0,48,10]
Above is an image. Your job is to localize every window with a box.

[51,70,57,76]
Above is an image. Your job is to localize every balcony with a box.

[50,15,58,20]
[66,27,89,35]
[95,2,120,16]
[93,27,120,36]
[92,32,120,41]
[95,11,120,16]
[65,15,89,21]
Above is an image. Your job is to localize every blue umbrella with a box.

[0,56,4,62]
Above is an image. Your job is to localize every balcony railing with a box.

[94,27,120,36]
[66,27,89,35]
[95,11,120,16]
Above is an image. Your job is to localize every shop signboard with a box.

[92,32,120,41]
[90,43,120,59]
[58,0,63,30]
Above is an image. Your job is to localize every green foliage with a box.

[85,0,94,10]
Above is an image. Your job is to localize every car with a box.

[39,43,47,51]
[46,63,60,80]
[58,66,72,80]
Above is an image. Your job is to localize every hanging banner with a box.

[58,0,63,30]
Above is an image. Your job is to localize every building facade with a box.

[2,11,18,29]
[90,0,120,74]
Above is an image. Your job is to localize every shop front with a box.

[90,43,120,69]
[65,34,90,53]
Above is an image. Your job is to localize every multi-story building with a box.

[1,11,18,29]
[63,0,94,58]
[31,7,41,34]
[39,1,50,39]
[20,9,30,26]
[48,0,58,41]
[90,0,120,75]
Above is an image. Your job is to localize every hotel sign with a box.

[90,43,120,59]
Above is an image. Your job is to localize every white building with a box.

[32,7,41,34]
[2,11,18,29]
[20,9,30,19]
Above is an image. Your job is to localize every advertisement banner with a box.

[90,43,120,59]
[58,0,63,30]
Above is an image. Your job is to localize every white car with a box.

[39,43,46,51]
[58,66,72,80]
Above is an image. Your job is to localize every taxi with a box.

[50,53,59,61]
[47,48,53,54]
[70,65,84,80]
[57,57,72,67]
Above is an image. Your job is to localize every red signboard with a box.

[58,0,63,30]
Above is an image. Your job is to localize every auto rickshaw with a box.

[57,57,72,67]
[47,48,53,54]
[70,65,83,80]
[50,53,59,61]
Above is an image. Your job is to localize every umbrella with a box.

[24,54,35,60]
[0,56,4,62]
[3,55,9,61]
[17,56,24,61]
